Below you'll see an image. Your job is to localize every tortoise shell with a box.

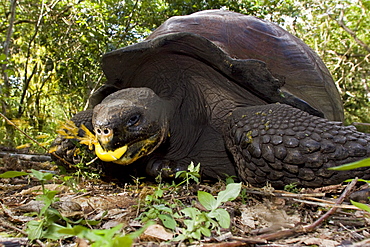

[147,10,343,121]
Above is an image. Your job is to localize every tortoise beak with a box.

[94,142,128,162]
[94,127,128,162]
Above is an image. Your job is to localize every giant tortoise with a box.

[53,10,370,188]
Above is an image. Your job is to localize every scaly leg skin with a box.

[225,104,370,188]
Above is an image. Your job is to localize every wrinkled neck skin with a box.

[157,69,260,178]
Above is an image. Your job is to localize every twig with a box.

[304,178,358,231]
[292,198,359,210]
[0,151,51,162]
[335,9,370,53]
[245,188,326,199]
[201,240,249,246]
[256,178,358,241]
[229,236,267,244]
[353,122,370,127]
[0,112,74,167]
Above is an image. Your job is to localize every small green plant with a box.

[173,182,242,242]
[138,162,202,230]
[137,172,179,230]
[284,182,300,193]
[224,174,238,185]
[137,163,242,242]
[0,170,146,246]
[138,187,178,230]
[0,169,67,240]
[59,223,152,247]
[175,162,201,189]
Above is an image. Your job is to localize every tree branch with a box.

[335,9,370,53]
[17,0,45,117]
[1,0,17,115]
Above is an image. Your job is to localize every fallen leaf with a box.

[141,224,173,241]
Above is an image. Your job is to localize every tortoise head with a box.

[92,87,170,165]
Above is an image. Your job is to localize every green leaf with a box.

[30,169,54,181]
[191,229,202,240]
[42,223,68,240]
[351,200,370,213]
[328,158,370,171]
[216,183,242,206]
[153,204,173,214]
[172,234,186,242]
[225,176,236,185]
[344,178,370,184]
[198,191,217,210]
[208,208,230,228]
[181,207,200,219]
[0,171,29,178]
[26,220,44,240]
[159,214,177,230]
[154,188,164,198]
[58,225,88,235]
[112,235,133,247]
[200,226,211,237]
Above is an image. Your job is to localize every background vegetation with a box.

[1,0,369,149]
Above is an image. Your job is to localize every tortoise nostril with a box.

[95,127,111,136]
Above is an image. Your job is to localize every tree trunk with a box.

[1,0,17,147]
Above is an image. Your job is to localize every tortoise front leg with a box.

[225,104,370,188]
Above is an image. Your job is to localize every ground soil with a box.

[1,149,370,247]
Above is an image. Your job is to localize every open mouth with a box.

[93,133,162,165]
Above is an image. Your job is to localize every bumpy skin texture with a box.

[226,104,370,188]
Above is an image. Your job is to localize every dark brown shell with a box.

[147,10,343,121]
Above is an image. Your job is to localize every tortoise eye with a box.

[127,114,140,127]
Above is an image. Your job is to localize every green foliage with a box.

[329,157,370,171]
[224,174,237,185]
[138,187,179,230]
[59,223,151,247]
[0,171,29,178]
[175,161,201,189]
[284,183,301,193]
[2,169,68,240]
[173,182,242,242]
[351,200,370,213]
[138,175,182,229]
[0,169,146,245]
[139,162,202,229]
[136,163,241,242]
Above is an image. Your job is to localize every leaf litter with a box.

[1,151,370,246]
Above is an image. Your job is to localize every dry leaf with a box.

[141,224,173,241]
